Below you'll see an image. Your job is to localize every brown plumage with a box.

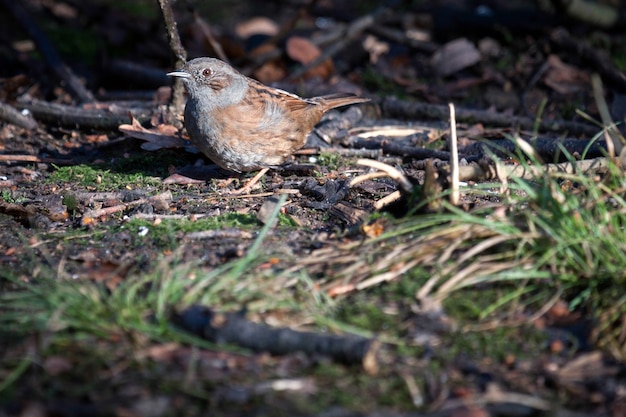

[168,57,369,172]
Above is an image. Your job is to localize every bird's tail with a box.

[317,93,371,110]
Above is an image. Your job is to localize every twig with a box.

[185,229,254,240]
[381,142,457,161]
[458,157,608,182]
[373,190,402,210]
[129,213,207,221]
[157,0,187,114]
[449,103,459,205]
[460,137,606,161]
[82,191,173,220]
[294,147,382,159]
[0,154,73,165]
[16,97,151,130]
[591,73,624,157]
[0,0,95,103]
[354,159,413,193]
[174,306,378,370]
[382,97,600,136]
[0,102,38,130]
[521,59,550,119]
[192,11,229,63]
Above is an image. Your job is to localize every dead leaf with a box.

[119,115,187,150]
[431,38,481,77]
[162,173,206,185]
[250,42,286,84]
[544,54,590,94]
[286,36,334,80]
[362,218,385,238]
[235,17,279,38]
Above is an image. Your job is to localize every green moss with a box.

[311,365,412,411]
[277,213,299,227]
[121,214,258,249]
[130,213,258,233]
[0,190,15,203]
[50,164,162,191]
[445,325,548,363]
[335,293,398,334]
[317,152,341,171]
[62,193,79,214]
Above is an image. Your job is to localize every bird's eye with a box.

[202,68,212,77]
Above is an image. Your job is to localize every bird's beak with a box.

[167,70,191,78]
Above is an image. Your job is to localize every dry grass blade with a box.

[354,159,413,193]
[448,103,460,205]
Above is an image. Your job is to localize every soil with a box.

[1,1,626,416]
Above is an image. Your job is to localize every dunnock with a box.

[167,57,369,173]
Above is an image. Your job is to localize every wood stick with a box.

[157,0,188,114]
[0,102,38,130]
[1,0,95,103]
[382,97,600,137]
[174,305,379,371]
[16,97,151,130]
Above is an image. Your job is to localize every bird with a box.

[167,57,369,187]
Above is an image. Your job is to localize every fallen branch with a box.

[82,191,173,223]
[353,159,413,193]
[174,305,379,372]
[0,101,38,130]
[382,97,600,136]
[16,97,152,130]
[457,157,608,182]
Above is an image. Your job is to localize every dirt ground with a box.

[2,1,626,416]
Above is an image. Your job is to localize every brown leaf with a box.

[286,36,334,80]
[235,17,279,38]
[119,116,187,150]
[544,54,590,94]
[250,42,286,84]
[162,173,206,185]
[431,38,481,77]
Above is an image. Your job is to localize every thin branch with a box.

[157,0,187,114]
[16,97,151,130]
[1,0,95,103]
[192,11,229,63]
[0,102,38,130]
[354,159,413,194]
[382,97,600,136]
